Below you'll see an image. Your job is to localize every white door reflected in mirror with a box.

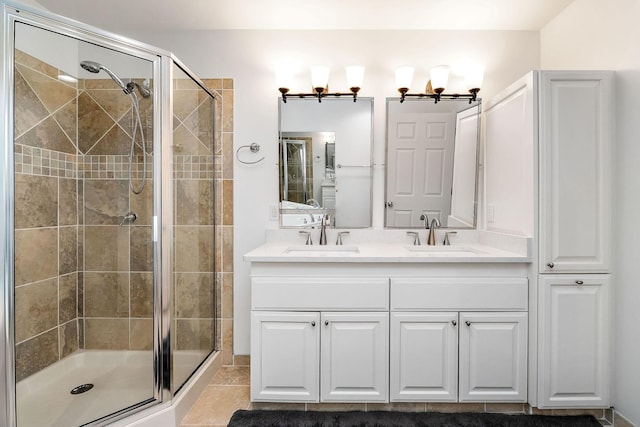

[385,98,480,229]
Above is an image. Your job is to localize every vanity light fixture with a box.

[278,65,365,103]
[395,64,483,104]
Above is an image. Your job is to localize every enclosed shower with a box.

[1,2,221,426]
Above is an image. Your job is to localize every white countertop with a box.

[244,241,530,264]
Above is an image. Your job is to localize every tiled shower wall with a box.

[13,50,81,381]
[13,49,235,380]
[199,78,234,366]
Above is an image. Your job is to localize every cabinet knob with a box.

[385,201,394,208]
[546,262,555,269]
[451,320,457,326]
[311,321,316,327]
[575,280,584,285]
[465,321,471,327]
[325,320,329,326]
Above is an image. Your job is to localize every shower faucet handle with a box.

[119,212,138,226]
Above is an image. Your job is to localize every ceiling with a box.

[32,0,575,33]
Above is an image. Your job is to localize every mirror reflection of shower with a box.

[80,60,150,194]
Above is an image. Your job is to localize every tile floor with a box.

[179,365,620,427]
[179,365,251,427]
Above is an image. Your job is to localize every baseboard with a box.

[614,410,638,427]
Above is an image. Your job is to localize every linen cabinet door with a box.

[251,311,320,402]
[390,312,458,402]
[320,312,389,402]
[459,312,527,402]
[538,71,614,273]
[538,275,611,407]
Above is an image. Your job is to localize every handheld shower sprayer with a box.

[80,60,130,94]
[80,59,150,194]
[80,61,151,98]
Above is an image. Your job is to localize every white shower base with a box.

[16,349,210,427]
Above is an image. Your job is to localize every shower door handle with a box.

[153,216,158,242]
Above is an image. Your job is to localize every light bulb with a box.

[465,64,485,92]
[311,65,330,91]
[346,66,365,90]
[395,66,414,91]
[430,65,450,93]
[275,65,293,91]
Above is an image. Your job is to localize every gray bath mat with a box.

[227,410,602,427]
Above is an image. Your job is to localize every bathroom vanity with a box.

[245,233,531,404]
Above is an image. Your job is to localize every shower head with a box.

[80,60,131,94]
[79,60,101,74]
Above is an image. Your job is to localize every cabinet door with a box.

[320,312,388,402]
[539,71,614,273]
[251,311,319,402]
[390,312,458,402]
[539,275,611,407]
[459,312,527,402]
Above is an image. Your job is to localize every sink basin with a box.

[283,245,360,257]
[403,246,485,257]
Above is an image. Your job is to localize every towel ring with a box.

[236,143,265,164]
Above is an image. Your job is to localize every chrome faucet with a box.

[319,213,331,245]
[419,213,429,229]
[427,218,441,245]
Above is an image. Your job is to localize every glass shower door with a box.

[170,62,217,393]
[12,20,158,426]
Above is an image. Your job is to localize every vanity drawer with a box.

[252,277,389,311]
[391,278,527,311]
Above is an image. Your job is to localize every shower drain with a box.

[70,384,94,395]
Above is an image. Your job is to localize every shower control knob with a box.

[120,212,138,226]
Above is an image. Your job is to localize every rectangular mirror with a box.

[279,98,373,228]
[385,98,481,228]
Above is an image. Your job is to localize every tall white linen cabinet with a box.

[485,70,614,409]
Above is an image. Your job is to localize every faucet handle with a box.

[299,230,312,245]
[336,231,350,245]
[406,231,421,246]
[443,231,457,246]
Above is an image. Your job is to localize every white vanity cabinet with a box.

[250,276,389,403]
[538,275,611,408]
[390,278,528,403]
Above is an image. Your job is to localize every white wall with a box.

[126,29,541,355]
[541,0,640,424]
